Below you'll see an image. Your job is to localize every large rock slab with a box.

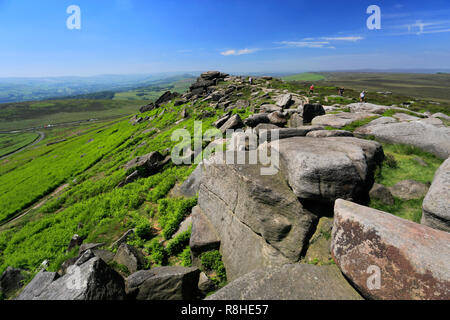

[198,152,317,281]
[219,114,244,133]
[126,267,200,300]
[332,199,450,300]
[258,126,324,143]
[311,112,378,128]
[347,103,391,114]
[270,137,384,204]
[16,270,59,300]
[306,130,353,138]
[422,158,450,232]
[36,256,125,300]
[189,206,220,266]
[206,264,362,300]
[354,121,450,159]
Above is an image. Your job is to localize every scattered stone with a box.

[388,180,429,200]
[206,264,362,300]
[198,272,216,296]
[275,94,293,108]
[422,158,450,232]
[113,244,146,274]
[0,267,26,298]
[123,151,171,176]
[213,113,231,128]
[111,229,135,249]
[369,183,394,205]
[67,234,83,252]
[126,267,200,300]
[219,114,244,133]
[260,104,281,113]
[258,126,324,143]
[393,113,421,122]
[177,163,204,198]
[139,103,156,113]
[79,243,104,255]
[267,111,287,126]
[172,215,192,239]
[332,199,450,300]
[244,113,270,128]
[155,91,179,107]
[288,113,304,128]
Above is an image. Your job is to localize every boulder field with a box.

[7,71,450,301]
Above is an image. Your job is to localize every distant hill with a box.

[0,73,198,103]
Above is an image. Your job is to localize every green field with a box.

[0,132,39,157]
[282,72,326,82]
[284,72,450,104]
[0,99,144,131]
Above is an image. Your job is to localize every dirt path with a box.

[0,131,45,160]
[0,183,69,230]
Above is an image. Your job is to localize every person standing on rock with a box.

[309,84,315,95]
[249,77,253,85]
[338,87,345,96]
[360,90,366,102]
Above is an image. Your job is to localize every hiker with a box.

[249,77,253,85]
[360,90,366,102]
[309,84,314,94]
[338,87,345,96]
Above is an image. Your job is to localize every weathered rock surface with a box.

[198,152,317,280]
[113,244,146,274]
[16,270,59,300]
[189,206,220,266]
[422,158,450,232]
[275,94,293,108]
[389,180,429,200]
[306,130,353,138]
[155,91,179,107]
[206,264,362,300]
[177,163,203,197]
[356,121,450,159]
[126,267,200,300]
[311,112,378,128]
[258,126,324,143]
[332,199,450,300]
[0,267,26,298]
[260,104,281,113]
[347,103,391,114]
[244,113,270,127]
[34,256,126,300]
[288,113,304,128]
[270,137,384,204]
[393,113,421,122]
[219,114,244,133]
[123,151,170,176]
[198,272,216,296]
[267,111,287,126]
[302,104,325,123]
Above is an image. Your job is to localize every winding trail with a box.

[0,131,45,160]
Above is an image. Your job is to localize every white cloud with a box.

[220,48,258,56]
[277,41,332,49]
[320,36,364,41]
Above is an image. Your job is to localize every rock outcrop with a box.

[355,121,450,159]
[270,137,384,204]
[332,199,450,300]
[197,151,317,281]
[421,158,450,232]
[311,112,378,128]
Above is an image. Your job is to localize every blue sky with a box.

[0,0,450,77]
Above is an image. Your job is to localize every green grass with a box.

[0,132,39,157]
[369,143,443,222]
[281,73,326,82]
[0,99,143,131]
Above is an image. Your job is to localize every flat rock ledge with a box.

[332,199,450,300]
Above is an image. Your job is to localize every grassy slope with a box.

[0,99,144,131]
[0,132,39,157]
[0,98,229,277]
